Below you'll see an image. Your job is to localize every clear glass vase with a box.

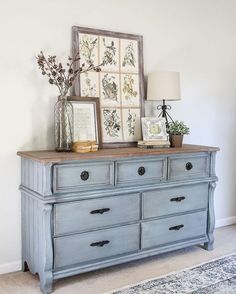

[54,95,73,152]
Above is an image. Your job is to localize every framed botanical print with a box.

[72,26,145,147]
[67,96,102,148]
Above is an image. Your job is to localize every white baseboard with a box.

[215,216,236,228]
[0,261,21,275]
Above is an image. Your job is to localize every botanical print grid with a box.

[79,32,142,143]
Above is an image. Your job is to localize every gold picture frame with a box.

[68,96,102,149]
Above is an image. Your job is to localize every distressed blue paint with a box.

[19,149,218,294]
[143,183,208,219]
[142,210,207,249]
[54,224,140,268]
[53,161,114,193]
[168,152,210,181]
[54,193,140,236]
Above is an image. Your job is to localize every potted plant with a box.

[168,120,190,148]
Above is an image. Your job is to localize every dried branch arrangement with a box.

[36,51,102,96]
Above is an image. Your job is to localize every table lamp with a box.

[147,71,181,127]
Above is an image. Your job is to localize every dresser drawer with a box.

[143,183,208,219]
[142,211,207,249]
[54,224,139,269]
[54,193,140,235]
[53,161,114,193]
[115,157,167,186]
[168,153,209,181]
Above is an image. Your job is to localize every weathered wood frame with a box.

[72,26,145,148]
[68,96,103,149]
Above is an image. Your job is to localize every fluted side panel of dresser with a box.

[21,158,52,196]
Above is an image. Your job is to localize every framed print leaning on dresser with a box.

[72,26,145,147]
[68,96,102,148]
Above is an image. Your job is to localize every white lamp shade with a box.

[147,71,181,101]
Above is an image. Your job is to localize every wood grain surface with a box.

[17,145,219,163]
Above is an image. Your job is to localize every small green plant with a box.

[168,121,190,135]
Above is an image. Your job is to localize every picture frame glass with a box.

[68,96,102,148]
[72,102,97,142]
[141,117,168,141]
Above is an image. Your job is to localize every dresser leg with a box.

[203,240,214,251]
[39,271,53,294]
[22,261,29,272]
[204,182,216,251]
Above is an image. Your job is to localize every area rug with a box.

[108,253,236,294]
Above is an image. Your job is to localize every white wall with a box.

[0,0,236,274]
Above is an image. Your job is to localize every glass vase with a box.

[54,95,73,152]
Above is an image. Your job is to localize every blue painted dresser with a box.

[17,144,219,294]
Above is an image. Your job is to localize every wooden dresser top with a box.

[17,144,219,164]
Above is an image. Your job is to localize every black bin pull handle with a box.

[90,240,110,247]
[170,196,186,202]
[169,224,184,231]
[90,208,110,215]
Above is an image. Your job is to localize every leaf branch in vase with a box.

[36,51,103,96]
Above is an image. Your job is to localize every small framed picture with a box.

[141,117,168,141]
[68,96,102,148]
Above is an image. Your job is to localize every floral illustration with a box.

[149,123,161,135]
[122,42,136,67]
[79,34,98,67]
[126,110,136,136]
[81,74,97,97]
[102,74,118,101]
[123,75,138,101]
[103,109,121,137]
[102,38,117,66]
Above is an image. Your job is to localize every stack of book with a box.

[138,140,170,149]
[72,141,98,153]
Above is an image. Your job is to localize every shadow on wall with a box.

[19,64,56,151]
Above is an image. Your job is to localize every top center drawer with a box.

[115,157,167,186]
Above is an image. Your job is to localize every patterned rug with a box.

[108,253,236,294]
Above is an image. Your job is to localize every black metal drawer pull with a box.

[169,224,184,231]
[185,162,193,171]
[170,196,186,202]
[138,166,146,176]
[90,240,110,247]
[90,208,110,214]
[80,171,89,181]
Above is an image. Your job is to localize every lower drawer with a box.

[54,224,140,269]
[143,183,208,219]
[142,211,207,249]
[54,193,140,235]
